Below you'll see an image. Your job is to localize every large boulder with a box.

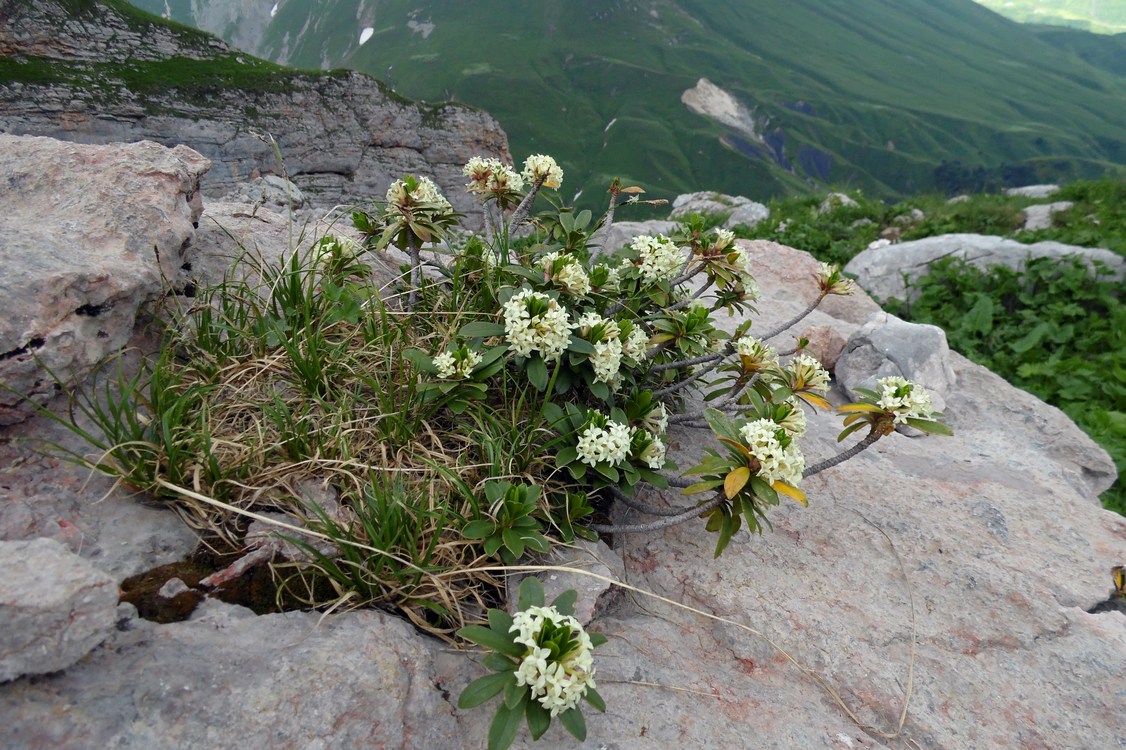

[0,135,209,424]
[845,233,1126,302]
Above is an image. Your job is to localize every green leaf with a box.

[589,380,611,401]
[555,446,578,467]
[584,686,607,712]
[488,696,527,750]
[550,588,578,617]
[527,356,549,391]
[484,535,504,557]
[503,676,526,710]
[748,475,778,504]
[502,528,526,559]
[457,626,524,658]
[568,336,597,355]
[518,576,546,609]
[525,698,552,740]
[681,478,725,495]
[558,706,587,741]
[460,321,507,338]
[403,348,437,373]
[488,608,514,635]
[542,401,566,428]
[836,421,868,442]
[462,520,498,539]
[483,652,518,672]
[588,632,608,648]
[458,671,513,709]
[905,417,954,436]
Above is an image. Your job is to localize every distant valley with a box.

[129,0,1126,205]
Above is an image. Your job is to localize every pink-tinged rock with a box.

[0,537,118,682]
[0,135,210,425]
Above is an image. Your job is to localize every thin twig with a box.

[649,351,727,373]
[758,293,826,341]
[591,492,724,534]
[803,430,882,477]
[608,486,694,517]
[648,278,715,316]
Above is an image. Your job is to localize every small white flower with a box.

[502,290,573,363]
[463,156,525,196]
[622,324,650,361]
[876,376,934,424]
[522,154,564,189]
[640,402,668,436]
[638,430,667,469]
[632,234,684,284]
[739,418,805,486]
[432,352,457,379]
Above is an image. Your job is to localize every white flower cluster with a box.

[574,312,623,384]
[739,418,805,486]
[510,605,597,717]
[622,324,650,361]
[817,262,856,295]
[713,227,736,252]
[540,251,591,296]
[576,417,633,467]
[632,234,684,284]
[775,398,807,437]
[432,348,482,379]
[463,156,524,195]
[522,154,564,189]
[787,354,831,393]
[592,262,621,290]
[502,290,573,362]
[734,335,778,370]
[641,402,668,436]
[638,430,667,469]
[731,246,761,301]
[384,175,452,214]
[876,376,934,424]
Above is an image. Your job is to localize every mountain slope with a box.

[973,0,1126,34]
[129,0,1126,206]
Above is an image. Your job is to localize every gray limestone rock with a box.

[1021,200,1073,231]
[834,313,957,414]
[817,192,859,215]
[0,538,118,682]
[1004,184,1060,198]
[670,191,760,219]
[844,232,1126,303]
[724,200,771,229]
[0,0,510,226]
[0,135,210,425]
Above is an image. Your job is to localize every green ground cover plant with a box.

[739,177,1126,514]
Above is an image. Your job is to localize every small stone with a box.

[0,538,118,682]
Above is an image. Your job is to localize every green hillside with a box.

[128,0,1126,207]
[974,0,1126,33]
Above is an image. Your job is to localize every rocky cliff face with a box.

[0,0,510,215]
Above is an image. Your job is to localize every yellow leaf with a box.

[620,186,646,194]
[724,467,751,499]
[717,437,753,460]
[773,480,807,507]
[837,403,883,414]
[797,392,832,410]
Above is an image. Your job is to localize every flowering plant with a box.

[458,577,606,750]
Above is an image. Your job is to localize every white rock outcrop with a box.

[845,232,1126,302]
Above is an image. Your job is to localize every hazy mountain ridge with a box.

[128,0,1126,205]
